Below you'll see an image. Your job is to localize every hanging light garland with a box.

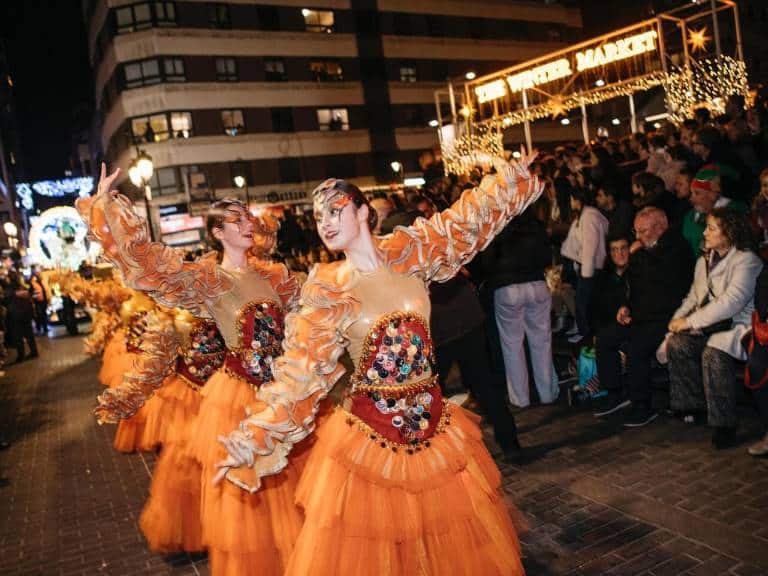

[442,122,504,175]
[664,55,749,123]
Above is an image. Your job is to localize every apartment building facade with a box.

[83,0,582,245]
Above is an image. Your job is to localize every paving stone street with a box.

[1,335,768,575]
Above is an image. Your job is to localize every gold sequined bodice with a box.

[207,268,282,350]
[346,265,431,370]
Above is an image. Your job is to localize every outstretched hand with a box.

[97,162,121,200]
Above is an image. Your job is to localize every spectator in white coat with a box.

[666,208,763,449]
[560,187,608,343]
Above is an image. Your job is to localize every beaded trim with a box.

[176,371,203,392]
[343,399,452,454]
[351,374,439,397]
[222,363,264,391]
[354,310,436,387]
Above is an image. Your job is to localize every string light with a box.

[442,122,504,175]
[664,55,749,123]
[16,177,94,211]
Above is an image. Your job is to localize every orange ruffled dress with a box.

[140,317,227,553]
[221,164,542,575]
[98,328,126,387]
[77,188,305,576]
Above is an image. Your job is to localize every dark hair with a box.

[314,179,378,231]
[570,186,595,207]
[694,107,711,124]
[695,126,721,150]
[650,134,667,149]
[206,198,247,253]
[708,207,754,252]
[597,180,620,200]
[607,232,631,246]
[632,171,665,195]
[682,119,698,131]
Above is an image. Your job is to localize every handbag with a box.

[694,279,732,336]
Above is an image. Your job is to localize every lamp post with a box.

[233,175,250,211]
[128,149,155,241]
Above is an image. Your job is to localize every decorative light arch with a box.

[27,206,100,270]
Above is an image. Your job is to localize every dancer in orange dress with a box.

[78,166,303,576]
[217,154,542,575]
[97,309,227,552]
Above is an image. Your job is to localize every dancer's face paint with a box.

[314,188,355,251]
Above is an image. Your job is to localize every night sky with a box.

[1,0,92,182]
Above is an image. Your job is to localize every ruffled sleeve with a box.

[222,262,358,492]
[77,192,230,317]
[380,159,543,282]
[94,310,180,424]
[249,259,300,311]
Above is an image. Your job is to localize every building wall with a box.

[84,0,582,238]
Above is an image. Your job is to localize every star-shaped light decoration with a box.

[547,95,567,119]
[687,26,710,53]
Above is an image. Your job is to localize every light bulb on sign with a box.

[560,118,571,125]
[233,175,246,188]
[390,161,402,174]
[595,79,605,87]
[611,118,621,125]
[429,119,439,127]
[465,71,476,80]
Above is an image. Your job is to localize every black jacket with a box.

[626,229,694,324]
[480,214,552,291]
[592,269,629,332]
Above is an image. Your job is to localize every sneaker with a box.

[747,432,768,457]
[565,325,580,337]
[593,398,631,417]
[623,407,658,428]
[567,333,584,344]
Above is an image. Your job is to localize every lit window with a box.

[164,58,185,82]
[400,65,417,83]
[215,58,238,81]
[310,61,343,81]
[317,108,349,131]
[170,112,193,138]
[221,110,245,136]
[302,9,334,33]
[264,59,286,81]
[131,113,170,143]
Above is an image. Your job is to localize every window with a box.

[271,108,294,133]
[116,3,152,33]
[170,112,193,138]
[222,110,245,136]
[131,113,170,143]
[124,59,161,88]
[150,167,179,196]
[257,5,280,30]
[264,59,285,81]
[208,3,230,28]
[163,58,185,82]
[154,1,176,25]
[215,58,238,81]
[317,108,349,131]
[310,61,343,81]
[400,65,417,83]
[302,9,334,33]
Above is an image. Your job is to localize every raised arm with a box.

[380,154,543,282]
[94,310,180,424]
[76,165,231,316]
[216,263,357,492]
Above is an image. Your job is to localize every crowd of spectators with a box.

[265,89,768,458]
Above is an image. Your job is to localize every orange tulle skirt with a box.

[187,369,308,576]
[98,330,126,387]
[285,405,525,576]
[113,398,155,453]
[139,375,205,552]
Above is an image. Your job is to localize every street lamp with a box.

[233,175,250,211]
[128,149,155,241]
[3,221,18,248]
[390,161,404,182]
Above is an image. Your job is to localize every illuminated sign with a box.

[474,29,659,103]
[576,30,658,72]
